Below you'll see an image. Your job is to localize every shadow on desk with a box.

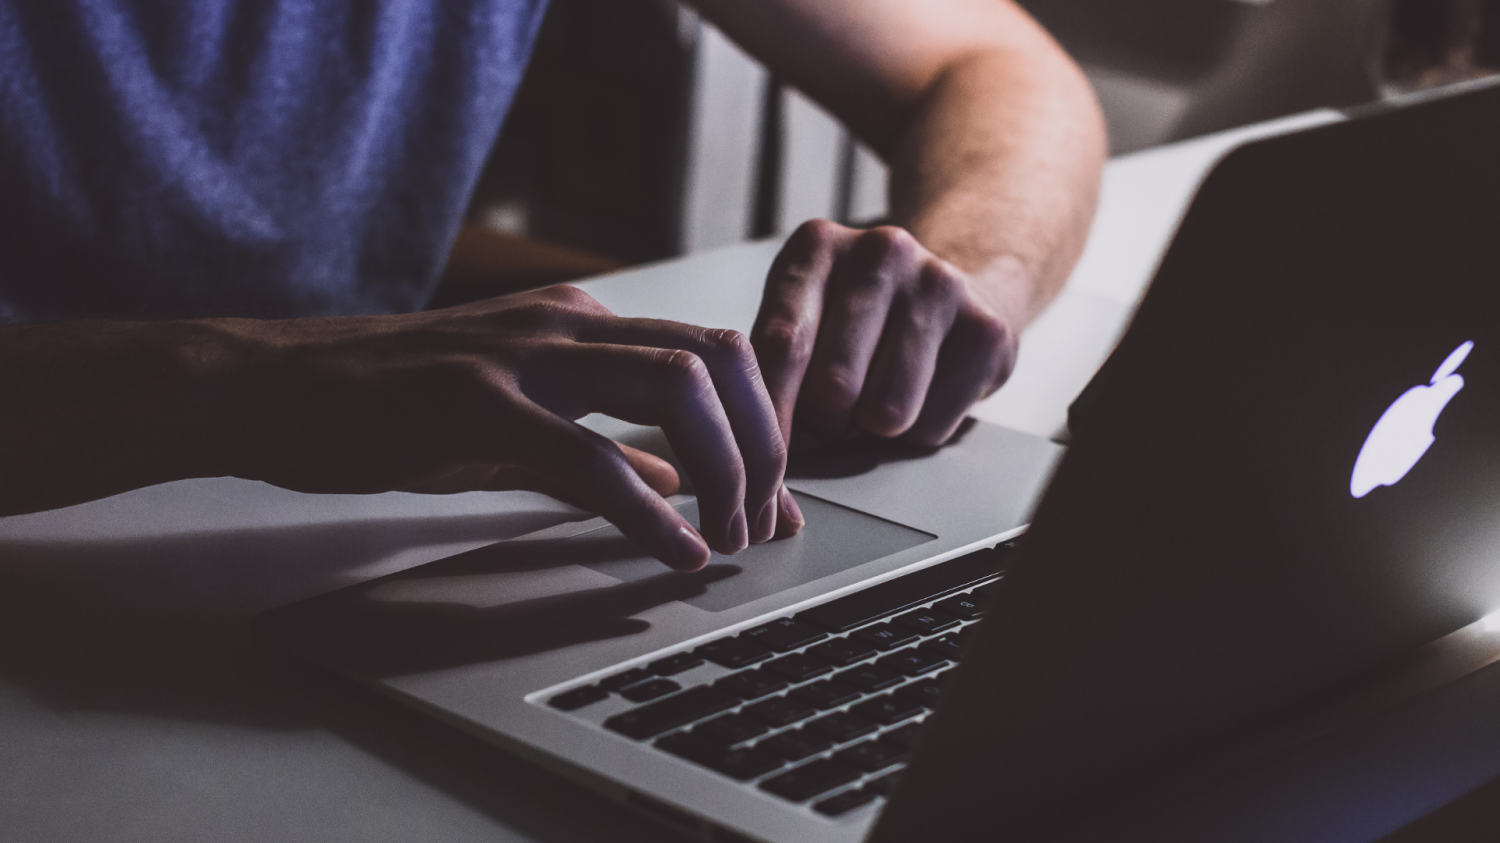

[0,508,692,843]
[256,535,739,678]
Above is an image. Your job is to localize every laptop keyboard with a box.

[546,541,1012,819]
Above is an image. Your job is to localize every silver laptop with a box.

[254,412,1063,843]
[256,82,1500,843]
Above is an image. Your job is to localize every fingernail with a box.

[673,525,710,571]
[779,486,804,531]
[729,508,749,553]
[754,499,777,544]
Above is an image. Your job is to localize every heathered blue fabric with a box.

[0,0,548,322]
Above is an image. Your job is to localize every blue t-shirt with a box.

[0,0,548,322]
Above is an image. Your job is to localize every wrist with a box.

[965,253,1037,330]
[108,318,268,484]
[0,318,266,514]
[159,317,289,482]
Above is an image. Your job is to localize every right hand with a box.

[221,286,800,571]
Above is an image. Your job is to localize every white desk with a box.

[4,108,1495,843]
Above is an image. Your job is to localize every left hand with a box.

[750,220,1024,450]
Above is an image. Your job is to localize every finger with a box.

[484,466,591,509]
[775,485,804,539]
[852,260,965,437]
[580,318,783,544]
[500,399,712,572]
[491,442,680,503]
[903,304,1017,448]
[751,220,857,446]
[618,443,681,498]
[797,226,924,438]
[399,444,676,502]
[522,343,750,555]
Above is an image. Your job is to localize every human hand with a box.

[228,286,800,570]
[750,220,1023,451]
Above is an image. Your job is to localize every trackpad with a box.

[582,493,934,612]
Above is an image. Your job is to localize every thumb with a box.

[618,442,681,498]
[399,443,678,501]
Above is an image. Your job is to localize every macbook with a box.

[257,81,1500,843]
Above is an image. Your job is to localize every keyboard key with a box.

[741,618,828,652]
[716,669,790,701]
[851,623,919,651]
[806,637,879,667]
[934,592,985,621]
[605,685,741,739]
[808,711,880,743]
[655,733,785,781]
[620,678,681,703]
[600,668,654,692]
[850,693,925,726]
[743,695,817,728]
[882,723,925,752]
[695,638,774,669]
[758,728,834,761]
[920,633,963,662]
[548,685,607,711]
[709,747,785,780]
[794,548,1006,632]
[877,647,949,677]
[863,769,904,796]
[764,653,834,682]
[814,788,879,816]
[835,662,905,693]
[893,607,961,635]
[790,680,861,710]
[695,714,770,745]
[895,678,944,708]
[760,758,863,802]
[649,653,705,676]
[834,739,908,772]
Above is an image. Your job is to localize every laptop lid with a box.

[874,82,1500,841]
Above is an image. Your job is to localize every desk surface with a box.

[5,108,1495,843]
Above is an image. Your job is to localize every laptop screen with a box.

[875,81,1500,841]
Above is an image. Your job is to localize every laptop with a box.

[256,80,1500,843]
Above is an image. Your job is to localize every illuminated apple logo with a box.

[1351,340,1473,498]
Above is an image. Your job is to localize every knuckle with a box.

[505,300,568,330]
[810,363,861,400]
[753,321,809,363]
[771,221,844,283]
[442,356,501,393]
[963,308,1018,386]
[540,285,599,309]
[791,218,843,251]
[700,327,753,363]
[765,434,789,472]
[655,348,712,389]
[967,307,1012,349]
[863,400,912,435]
[506,288,611,331]
[857,225,918,265]
[916,260,965,300]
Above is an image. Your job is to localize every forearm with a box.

[0,320,247,515]
[689,0,1105,326]
[887,40,1106,325]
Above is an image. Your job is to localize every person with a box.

[0,0,1104,571]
